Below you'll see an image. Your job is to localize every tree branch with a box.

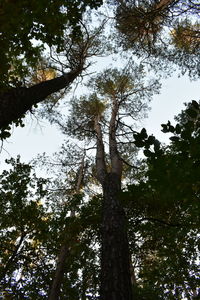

[94,116,107,184]
[0,70,81,129]
[135,217,188,227]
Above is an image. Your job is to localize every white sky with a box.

[143,74,200,142]
[0,72,199,172]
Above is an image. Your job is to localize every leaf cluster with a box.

[113,0,200,78]
[123,100,200,298]
[0,0,103,87]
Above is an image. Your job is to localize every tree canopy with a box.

[0,1,200,299]
[0,0,102,87]
[114,0,200,77]
[124,100,200,298]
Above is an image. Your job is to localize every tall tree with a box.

[60,66,159,299]
[1,101,199,298]
[0,1,104,136]
[48,152,86,300]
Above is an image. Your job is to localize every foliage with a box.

[123,100,200,298]
[113,0,200,78]
[64,93,106,141]
[0,0,103,88]
[0,157,50,298]
[61,66,160,143]
[0,156,101,299]
[1,1,200,298]
[1,99,200,298]
[171,20,200,54]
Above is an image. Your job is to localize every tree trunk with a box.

[0,70,80,129]
[94,97,133,299]
[100,172,133,300]
[48,155,85,300]
[154,0,175,11]
[48,244,70,300]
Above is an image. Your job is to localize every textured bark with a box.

[109,98,122,176]
[0,70,80,129]
[100,173,133,300]
[94,98,133,299]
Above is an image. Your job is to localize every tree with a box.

[0,153,101,299]
[113,0,200,78]
[48,152,87,300]
[0,1,103,136]
[123,100,200,298]
[59,66,159,299]
[1,102,199,299]
[0,0,103,87]
[0,22,105,138]
[1,1,200,299]
[40,144,102,300]
[0,157,50,298]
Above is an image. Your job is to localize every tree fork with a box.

[95,95,133,299]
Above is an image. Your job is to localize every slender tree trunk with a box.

[0,232,26,282]
[48,155,85,300]
[100,173,133,300]
[48,244,70,300]
[0,70,81,129]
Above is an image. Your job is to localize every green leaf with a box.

[143,149,153,157]
[175,124,181,134]
[140,128,148,139]
[135,140,145,147]
[186,108,198,118]
[147,135,156,145]
[153,140,160,152]
[161,124,168,133]
[170,136,180,142]
[191,100,199,110]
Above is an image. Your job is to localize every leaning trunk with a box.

[0,70,82,129]
[100,172,133,300]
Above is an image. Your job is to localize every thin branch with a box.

[135,217,189,227]
[121,157,140,170]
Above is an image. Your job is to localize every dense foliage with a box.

[0,0,102,88]
[0,157,101,299]
[124,100,200,299]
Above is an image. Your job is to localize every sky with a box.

[0,72,199,173]
[144,74,200,141]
